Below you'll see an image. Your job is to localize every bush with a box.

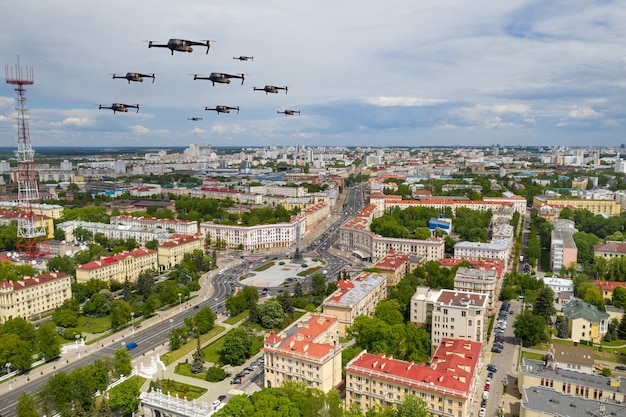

[205,366,227,382]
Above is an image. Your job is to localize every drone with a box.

[98,103,140,114]
[193,72,245,86]
[147,39,211,55]
[253,85,288,95]
[204,105,240,115]
[233,56,253,61]
[188,117,203,121]
[112,72,155,84]
[277,109,301,116]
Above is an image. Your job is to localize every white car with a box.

[479,408,486,417]
[211,400,221,409]
[483,391,489,400]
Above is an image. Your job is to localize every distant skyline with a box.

[1,1,625,149]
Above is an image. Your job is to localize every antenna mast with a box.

[5,57,49,259]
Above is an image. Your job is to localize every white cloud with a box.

[60,117,91,127]
[191,128,205,134]
[566,106,602,120]
[362,97,447,107]
[130,125,150,134]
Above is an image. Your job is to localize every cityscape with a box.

[2,1,626,417]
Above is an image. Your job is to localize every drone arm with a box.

[236,106,240,114]
[152,74,156,83]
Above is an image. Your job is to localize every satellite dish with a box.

[31,260,37,265]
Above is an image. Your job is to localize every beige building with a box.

[532,195,621,216]
[453,267,498,314]
[430,290,488,349]
[157,234,204,270]
[0,272,72,323]
[322,273,388,337]
[345,339,483,417]
[263,313,343,392]
[200,216,306,251]
[110,215,198,235]
[372,250,411,286]
[75,248,158,283]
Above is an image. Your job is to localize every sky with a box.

[0,0,625,150]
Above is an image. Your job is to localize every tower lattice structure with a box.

[5,59,49,259]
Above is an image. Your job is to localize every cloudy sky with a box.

[0,0,625,149]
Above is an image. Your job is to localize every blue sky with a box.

[0,0,625,149]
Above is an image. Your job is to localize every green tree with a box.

[220,327,252,366]
[16,392,39,417]
[1,317,37,349]
[374,299,405,325]
[191,337,205,374]
[0,333,33,372]
[395,394,430,417]
[618,312,626,340]
[169,326,189,350]
[110,299,132,329]
[193,306,216,334]
[96,398,113,417]
[612,286,626,308]
[533,287,555,325]
[47,256,76,275]
[205,365,227,382]
[513,310,549,345]
[37,321,61,361]
[258,299,285,329]
[108,377,140,416]
[311,274,327,297]
[113,348,132,378]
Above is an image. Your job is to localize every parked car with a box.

[487,364,498,373]
[492,345,503,353]
[218,395,227,402]
[615,365,626,371]
[483,391,489,400]
[479,408,486,417]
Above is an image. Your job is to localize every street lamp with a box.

[75,334,80,358]
[5,362,11,390]
[131,312,135,333]
[178,292,182,311]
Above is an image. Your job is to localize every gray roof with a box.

[521,386,625,417]
[563,299,610,323]
[520,359,626,394]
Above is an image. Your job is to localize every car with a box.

[492,345,503,353]
[218,395,227,402]
[211,400,221,409]
[487,364,498,373]
[484,383,490,391]
[495,336,504,343]
[488,371,494,379]
[230,378,242,384]
[483,391,489,400]
[481,399,487,408]
[616,365,626,371]
[479,408,486,417]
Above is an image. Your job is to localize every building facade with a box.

[263,313,343,392]
[0,272,72,323]
[75,248,158,283]
[157,234,204,270]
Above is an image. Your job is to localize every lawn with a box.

[201,334,265,365]
[254,262,274,272]
[297,266,322,277]
[160,326,226,366]
[175,362,208,380]
[224,310,249,325]
[521,351,545,361]
[76,316,111,334]
[160,379,207,400]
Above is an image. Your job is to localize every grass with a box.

[224,310,249,325]
[160,326,225,366]
[202,334,226,364]
[160,379,207,400]
[297,266,322,277]
[175,362,208,380]
[75,316,111,334]
[521,351,545,361]
[254,262,274,272]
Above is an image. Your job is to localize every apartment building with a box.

[263,313,343,392]
[110,215,198,235]
[0,272,72,323]
[550,226,578,273]
[532,195,621,216]
[157,234,204,270]
[562,299,609,343]
[200,217,306,251]
[75,248,158,283]
[453,241,510,265]
[57,220,171,245]
[593,280,626,300]
[594,241,626,259]
[430,290,488,349]
[322,273,388,337]
[520,386,625,417]
[345,339,482,417]
[372,250,411,286]
[519,358,626,403]
[453,267,498,314]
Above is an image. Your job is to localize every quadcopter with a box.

[233,56,253,61]
[188,117,203,121]
[98,103,140,114]
[253,85,288,95]
[112,72,155,84]
[204,105,240,115]
[193,72,245,86]
[147,39,211,55]
[277,109,301,116]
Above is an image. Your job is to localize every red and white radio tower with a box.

[5,57,49,259]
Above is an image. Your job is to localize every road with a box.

[0,185,365,416]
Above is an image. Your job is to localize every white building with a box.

[110,215,198,235]
[430,290,488,349]
[200,217,306,251]
[453,267,498,314]
[57,220,171,245]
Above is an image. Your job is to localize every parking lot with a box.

[239,256,324,288]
